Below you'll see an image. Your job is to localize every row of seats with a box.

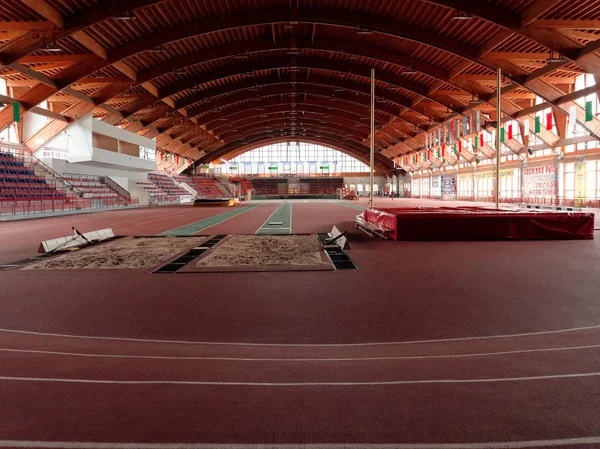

[189,177,224,198]
[135,180,179,203]
[148,173,189,197]
[0,177,47,184]
[61,174,125,200]
[0,152,71,203]
[300,177,343,194]
[229,177,254,196]
[251,178,288,194]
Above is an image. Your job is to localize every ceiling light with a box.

[148,46,167,53]
[469,94,483,105]
[451,12,473,20]
[41,41,62,52]
[356,27,374,35]
[234,53,250,60]
[287,50,302,56]
[115,11,137,20]
[403,66,417,75]
[545,51,567,64]
[172,68,187,75]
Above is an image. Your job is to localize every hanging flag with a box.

[437,128,441,146]
[500,128,505,143]
[479,133,484,148]
[586,101,594,122]
[524,119,530,137]
[546,112,553,130]
[12,102,20,123]
[441,145,445,157]
[426,134,429,150]
[508,123,513,140]
[437,146,441,158]
[476,110,481,131]
[176,155,180,164]
[474,135,479,150]
[458,140,462,153]
[535,116,541,134]
[469,113,473,134]
[491,130,496,148]
[449,121,454,143]
[569,105,577,134]
[462,116,467,136]
[453,142,457,155]
[456,119,460,139]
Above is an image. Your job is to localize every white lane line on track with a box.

[1,371,600,386]
[2,438,600,449]
[0,324,599,347]
[255,201,285,234]
[196,203,265,235]
[1,344,599,361]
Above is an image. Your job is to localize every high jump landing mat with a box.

[357,207,595,241]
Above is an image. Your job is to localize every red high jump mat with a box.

[357,207,595,241]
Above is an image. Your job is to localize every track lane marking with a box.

[158,203,263,236]
[255,201,291,235]
[1,371,600,386]
[0,324,599,347]
[1,438,600,448]
[0,344,599,361]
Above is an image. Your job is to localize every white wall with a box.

[44,158,150,181]
[37,114,94,163]
[93,119,156,150]
[23,111,51,142]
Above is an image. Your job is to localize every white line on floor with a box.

[1,437,600,449]
[255,202,285,234]
[0,371,599,386]
[0,324,599,347]
[1,343,599,362]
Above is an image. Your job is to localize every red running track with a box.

[0,199,599,448]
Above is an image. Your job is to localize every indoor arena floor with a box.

[0,199,599,449]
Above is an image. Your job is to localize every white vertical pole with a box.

[495,68,502,209]
[370,68,375,209]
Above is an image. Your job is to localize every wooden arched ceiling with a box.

[1,0,599,166]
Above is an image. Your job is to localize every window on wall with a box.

[564,162,575,199]
[585,160,600,200]
[217,142,370,176]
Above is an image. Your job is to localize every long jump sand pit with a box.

[182,234,334,273]
[22,237,206,270]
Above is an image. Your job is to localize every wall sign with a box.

[522,165,558,197]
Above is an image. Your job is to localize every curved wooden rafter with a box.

[1,2,598,164]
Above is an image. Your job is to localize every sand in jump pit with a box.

[23,237,206,270]
[195,234,327,267]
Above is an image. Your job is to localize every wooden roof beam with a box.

[20,0,65,28]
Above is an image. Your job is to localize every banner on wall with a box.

[441,175,457,195]
[575,162,586,201]
[522,165,558,197]
[473,170,515,180]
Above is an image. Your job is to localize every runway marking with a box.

[1,344,599,361]
[2,438,600,449]
[158,203,263,236]
[1,371,599,386]
[256,201,292,235]
[0,324,599,347]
